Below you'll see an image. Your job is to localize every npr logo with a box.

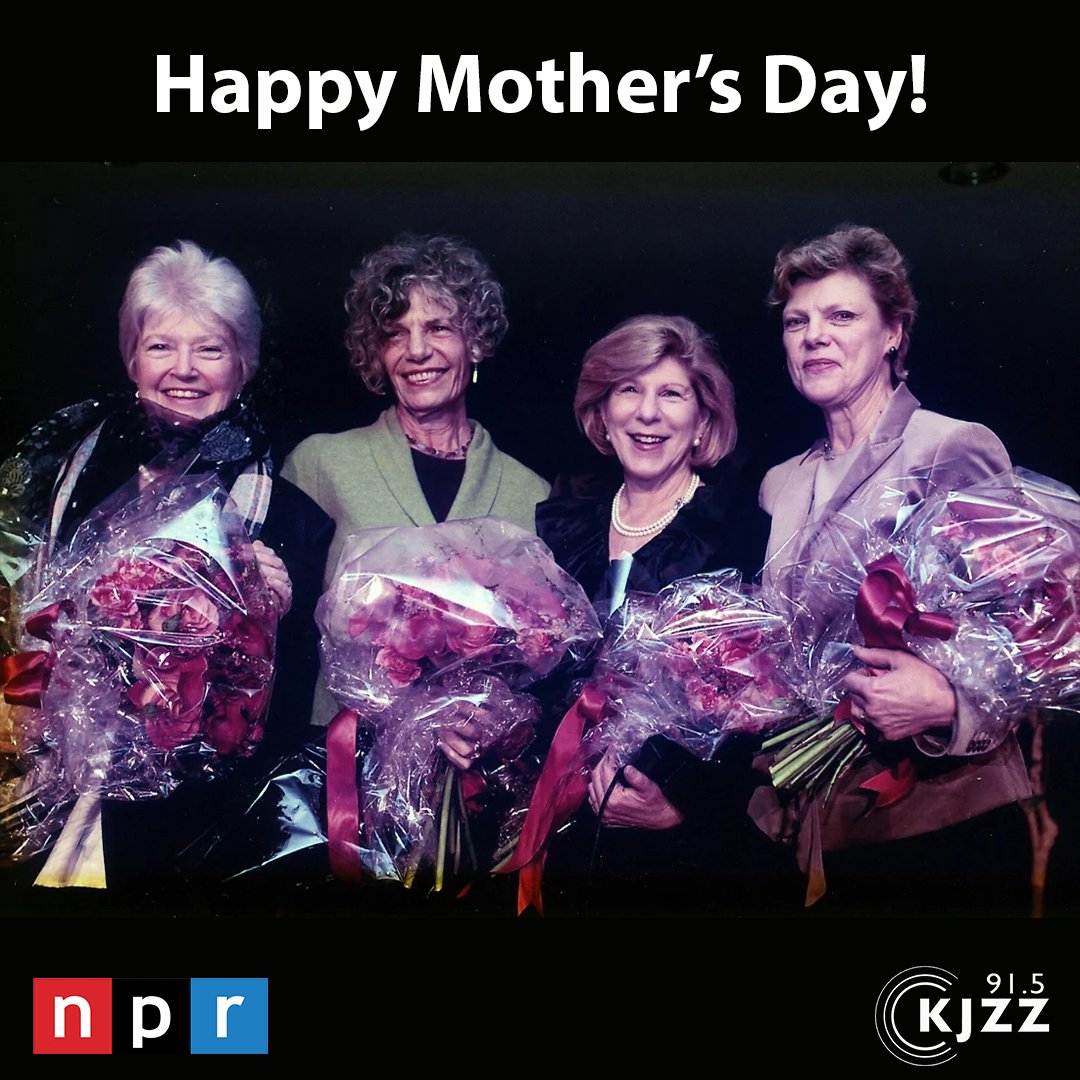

[32,978,268,1055]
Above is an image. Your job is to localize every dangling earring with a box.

[134,389,141,400]
[602,428,610,442]
[886,345,898,364]
[471,361,479,385]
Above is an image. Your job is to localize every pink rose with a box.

[88,578,142,630]
[375,646,423,687]
[128,648,208,749]
[685,676,720,716]
[128,648,208,710]
[224,611,275,661]
[384,611,448,661]
[205,690,265,755]
[517,627,558,668]
[142,710,204,751]
[444,612,499,657]
[346,579,401,639]
[147,589,221,637]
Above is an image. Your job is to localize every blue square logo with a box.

[189,979,268,1054]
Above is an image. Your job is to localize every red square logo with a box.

[33,978,113,1054]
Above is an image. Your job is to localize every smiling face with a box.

[601,356,706,488]
[380,287,471,421]
[132,310,244,420]
[782,269,901,414]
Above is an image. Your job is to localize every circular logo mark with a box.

[875,966,958,1066]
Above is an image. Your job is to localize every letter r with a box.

[217,995,245,1038]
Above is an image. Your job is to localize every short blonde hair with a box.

[573,315,737,467]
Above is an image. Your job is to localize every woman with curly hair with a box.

[282,235,549,728]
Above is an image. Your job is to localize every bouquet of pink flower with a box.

[317,517,601,887]
[0,474,276,861]
[765,468,1080,804]
[577,570,800,765]
[500,570,801,913]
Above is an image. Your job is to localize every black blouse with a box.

[529,465,796,912]
[536,471,767,614]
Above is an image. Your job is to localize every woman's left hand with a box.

[842,645,956,741]
[253,540,293,616]
[588,749,685,830]
[439,719,483,772]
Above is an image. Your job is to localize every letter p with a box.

[132,996,172,1049]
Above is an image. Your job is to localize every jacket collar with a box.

[368,406,504,525]
[765,384,920,582]
[814,382,920,523]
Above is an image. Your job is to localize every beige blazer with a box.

[752,384,1031,858]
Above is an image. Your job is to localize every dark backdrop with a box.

[4,162,1077,497]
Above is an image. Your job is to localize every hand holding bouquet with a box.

[0,473,277,863]
[766,468,1080,807]
[317,516,601,888]
[502,570,801,913]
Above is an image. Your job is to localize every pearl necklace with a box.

[611,473,701,537]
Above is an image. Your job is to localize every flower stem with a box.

[434,768,455,893]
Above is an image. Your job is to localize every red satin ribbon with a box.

[0,651,52,707]
[1,601,69,707]
[496,682,607,915]
[845,554,955,809]
[856,554,955,649]
[326,707,364,884]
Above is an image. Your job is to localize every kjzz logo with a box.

[875,966,1049,1065]
[32,978,268,1055]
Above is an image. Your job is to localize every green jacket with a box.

[281,406,550,724]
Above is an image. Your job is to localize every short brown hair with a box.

[769,223,917,380]
[573,314,737,468]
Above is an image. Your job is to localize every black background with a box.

[2,33,1079,1065]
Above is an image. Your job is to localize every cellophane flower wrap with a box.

[0,473,277,861]
[0,480,42,820]
[580,571,801,770]
[765,468,1080,803]
[317,516,602,885]
[500,569,802,913]
[895,468,1080,715]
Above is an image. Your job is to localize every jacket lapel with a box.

[763,385,922,583]
[367,408,436,526]
[447,420,503,520]
[816,384,920,524]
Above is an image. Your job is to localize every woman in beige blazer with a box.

[753,224,1031,913]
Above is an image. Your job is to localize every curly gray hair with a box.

[344,234,508,394]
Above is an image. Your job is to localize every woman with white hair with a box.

[0,239,332,903]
